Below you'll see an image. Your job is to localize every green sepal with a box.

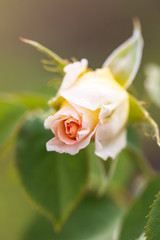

[103,19,143,88]
[128,94,160,147]
[21,38,69,74]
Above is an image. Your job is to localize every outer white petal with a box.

[95,98,129,160]
[59,58,88,92]
[95,130,126,160]
[60,68,128,111]
[99,103,118,123]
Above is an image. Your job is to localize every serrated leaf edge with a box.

[144,191,160,239]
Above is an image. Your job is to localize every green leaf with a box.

[106,148,136,206]
[145,64,160,108]
[0,160,34,240]
[43,65,60,72]
[145,191,160,240]
[106,127,149,196]
[0,92,50,110]
[118,175,160,240]
[87,142,108,196]
[22,194,122,240]
[21,38,69,74]
[127,126,153,179]
[127,125,140,151]
[0,99,27,148]
[128,94,160,147]
[103,19,143,88]
[0,91,53,150]
[16,117,89,230]
[107,149,134,189]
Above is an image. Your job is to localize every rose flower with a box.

[44,21,145,160]
[45,59,129,160]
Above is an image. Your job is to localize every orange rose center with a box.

[64,118,80,139]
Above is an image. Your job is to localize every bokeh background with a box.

[0,0,160,239]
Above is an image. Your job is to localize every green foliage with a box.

[0,92,50,109]
[106,149,135,193]
[21,38,69,74]
[1,22,159,240]
[127,126,153,179]
[22,194,122,240]
[105,146,146,207]
[145,191,160,240]
[88,142,108,195]
[104,128,153,205]
[0,92,52,151]
[127,125,140,151]
[128,94,160,146]
[0,161,34,240]
[88,127,153,206]
[0,99,27,148]
[103,19,143,88]
[118,176,160,240]
[16,117,89,230]
[145,64,160,108]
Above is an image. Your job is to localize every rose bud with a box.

[45,59,129,160]
[44,20,145,160]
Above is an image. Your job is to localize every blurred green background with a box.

[0,0,160,239]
